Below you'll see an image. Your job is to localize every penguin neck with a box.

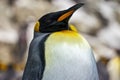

[34,32,50,38]
[40,24,70,33]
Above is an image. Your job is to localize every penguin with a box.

[22,3,99,80]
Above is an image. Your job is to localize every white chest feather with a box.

[42,31,99,80]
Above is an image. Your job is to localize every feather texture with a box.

[42,30,99,80]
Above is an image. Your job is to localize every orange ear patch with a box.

[57,10,74,22]
[69,24,78,32]
[34,21,40,32]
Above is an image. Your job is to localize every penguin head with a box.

[34,3,84,33]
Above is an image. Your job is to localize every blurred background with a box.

[0,0,120,80]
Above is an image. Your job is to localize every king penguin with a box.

[22,3,99,80]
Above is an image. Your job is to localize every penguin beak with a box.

[57,3,84,22]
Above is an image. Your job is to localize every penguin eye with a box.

[46,20,52,23]
[34,21,40,32]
